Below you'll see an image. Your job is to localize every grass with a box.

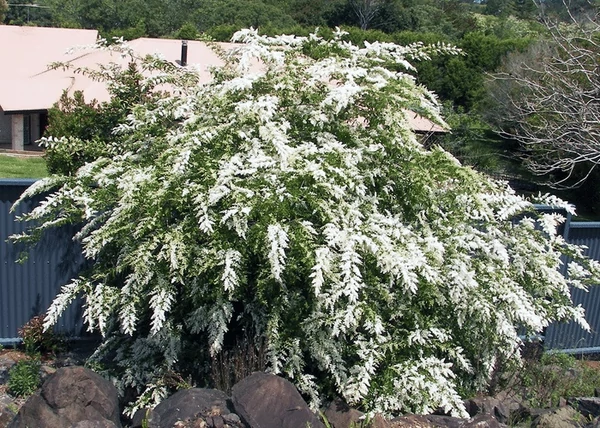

[0,154,48,178]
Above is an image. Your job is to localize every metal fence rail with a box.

[0,179,85,344]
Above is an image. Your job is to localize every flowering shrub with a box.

[12,29,600,417]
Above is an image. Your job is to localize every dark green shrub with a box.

[7,359,41,398]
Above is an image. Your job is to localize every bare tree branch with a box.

[486,7,600,188]
[349,0,382,30]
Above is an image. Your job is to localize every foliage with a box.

[103,20,148,42]
[0,0,7,22]
[469,13,541,38]
[7,0,598,41]
[44,59,162,175]
[504,352,600,409]
[44,92,110,175]
[175,22,199,40]
[7,358,41,398]
[18,315,65,355]
[415,31,533,111]
[437,108,518,174]
[0,155,47,179]
[12,29,600,418]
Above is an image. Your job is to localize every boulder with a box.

[9,366,121,428]
[531,406,582,428]
[369,413,393,428]
[132,388,242,428]
[568,397,600,419]
[388,414,504,428]
[322,398,364,428]
[465,397,510,424]
[72,421,119,428]
[425,415,464,428]
[587,415,600,427]
[461,414,505,427]
[389,414,437,427]
[231,372,324,428]
[0,395,18,427]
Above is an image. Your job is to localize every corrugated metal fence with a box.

[2,180,600,352]
[545,221,600,353]
[0,179,85,344]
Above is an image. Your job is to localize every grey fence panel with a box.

[545,222,600,353]
[0,179,86,343]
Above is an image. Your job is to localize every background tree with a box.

[4,0,53,25]
[0,0,7,22]
[44,61,160,175]
[349,0,384,29]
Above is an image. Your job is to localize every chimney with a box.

[181,40,188,67]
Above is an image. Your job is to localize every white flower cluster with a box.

[13,28,600,417]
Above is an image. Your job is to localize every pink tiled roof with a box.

[0,25,98,111]
[406,111,446,133]
[0,25,446,132]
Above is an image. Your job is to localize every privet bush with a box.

[12,29,600,417]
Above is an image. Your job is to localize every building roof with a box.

[0,25,99,112]
[0,25,446,133]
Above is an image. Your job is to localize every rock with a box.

[389,414,436,427]
[464,397,510,424]
[231,372,324,428]
[131,408,156,428]
[532,406,582,428]
[151,388,233,428]
[222,413,241,425]
[569,398,600,419]
[390,414,495,428]
[8,394,63,428]
[8,366,121,428]
[390,414,469,428]
[0,395,19,428]
[322,398,364,428]
[461,414,504,427]
[370,414,391,428]
[587,415,600,428]
[72,421,120,428]
[131,388,245,428]
[39,365,56,384]
[426,415,464,428]
[131,408,155,428]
